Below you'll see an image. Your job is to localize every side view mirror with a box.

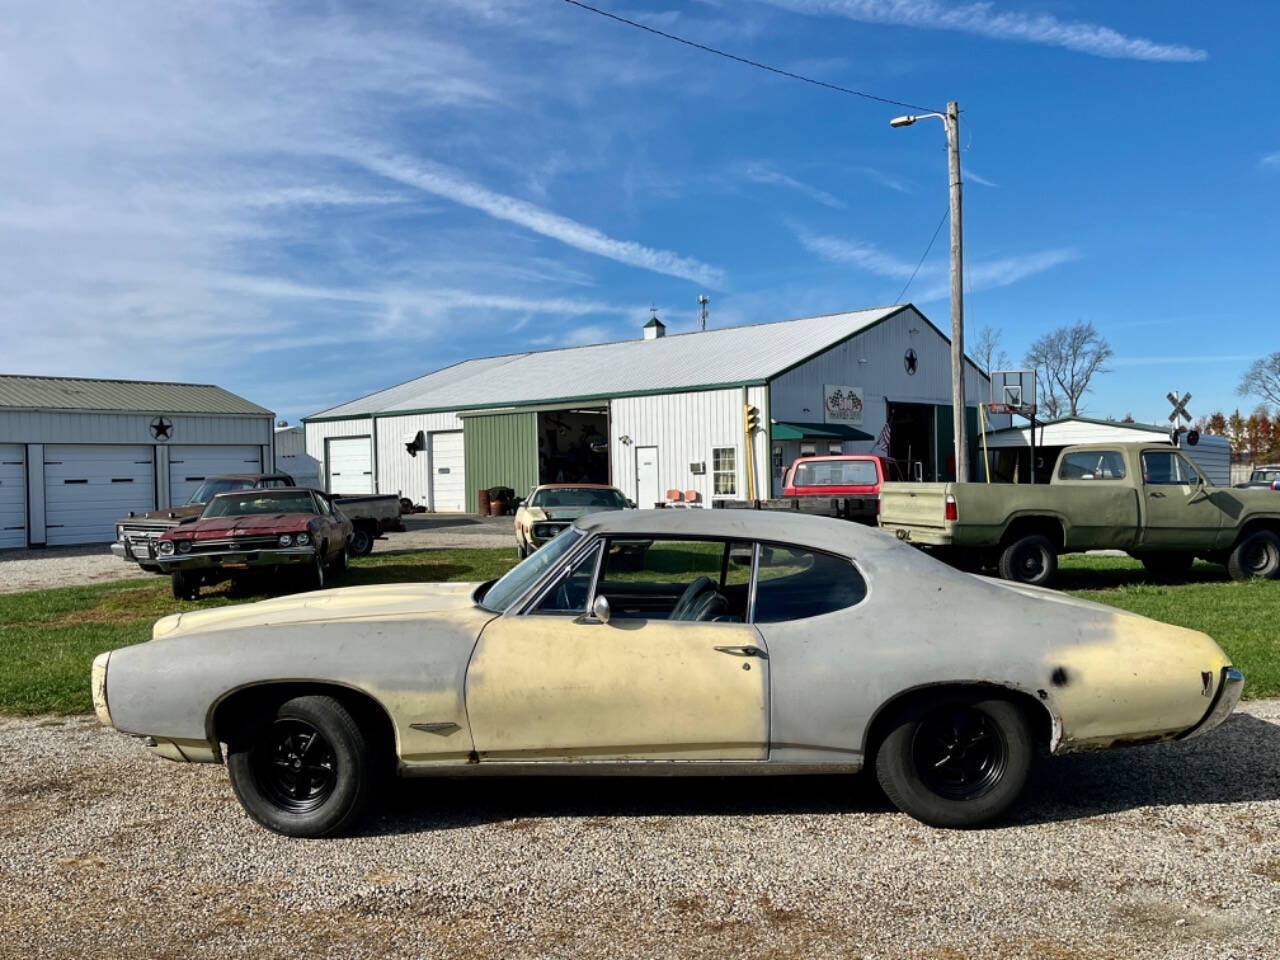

[1188,477,1209,503]
[626,499,637,509]
[591,594,612,624]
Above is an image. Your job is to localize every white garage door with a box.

[44,445,155,545]
[430,431,465,512]
[327,437,373,495]
[168,444,262,506]
[0,445,26,549]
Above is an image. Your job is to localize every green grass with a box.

[0,549,1276,716]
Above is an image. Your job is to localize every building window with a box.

[712,447,737,496]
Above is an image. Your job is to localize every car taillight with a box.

[944,494,958,522]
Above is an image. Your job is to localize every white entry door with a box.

[0,445,25,548]
[327,436,373,494]
[44,445,155,545]
[167,444,262,506]
[429,431,464,512]
[636,446,660,509]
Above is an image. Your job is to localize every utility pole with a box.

[944,101,968,483]
[890,100,969,482]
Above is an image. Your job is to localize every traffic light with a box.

[744,403,760,433]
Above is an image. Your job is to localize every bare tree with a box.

[972,325,1010,377]
[1024,321,1113,418]
[1238,352,1280,409]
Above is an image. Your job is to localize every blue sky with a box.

[1,1,1276,427]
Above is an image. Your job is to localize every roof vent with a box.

[643,311,666,340]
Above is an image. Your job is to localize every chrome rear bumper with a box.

[1181,667,1245,740]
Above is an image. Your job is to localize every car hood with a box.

[173,514,316,538]
[119,504,203,526]
[527,505,617,522]
[152,581,481,639]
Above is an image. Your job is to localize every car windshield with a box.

[533,488,626,509]
[479,528,584,612]
[202,492,316,518]
[186,478,255,504]
[792,460,878,486]
[1253,469,1280,483]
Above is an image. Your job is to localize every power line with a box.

[896,207,948,304]
[561,0,940,114]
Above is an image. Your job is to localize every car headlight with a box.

[295,532,310,546]
[157,540,174,556]
[177,540,191,553]
[278,534,293,546]
[115,524,124,540]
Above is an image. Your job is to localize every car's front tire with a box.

[226,695,371,838]
[310,548,326,589]
[171,570,199,601]
[874,694,1033,829]
[1226,530,1280,581]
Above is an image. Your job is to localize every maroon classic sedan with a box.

[155,488,353,600]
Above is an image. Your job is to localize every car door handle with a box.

[714,645,768,659]
[1149,491,1165,498]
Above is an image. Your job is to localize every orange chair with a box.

[665,488,684,507]
[684,489,700,507]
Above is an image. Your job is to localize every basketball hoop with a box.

[986,402,1036,417]
[988,370,1038,421]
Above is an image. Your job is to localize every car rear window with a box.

[1058,450,1126,481]
[792,460,878,487]
[753,546,866,622]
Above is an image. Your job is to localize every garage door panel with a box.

[168,444,262,505]
[45,445,155,545]
[328,437,373,495]
[430,431,464,512]
[0,445,25,548]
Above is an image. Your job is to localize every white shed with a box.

[0,376,274,547]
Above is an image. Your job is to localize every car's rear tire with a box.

[874,694,1033,829]
[330,544,349,575]
[1137,552,1195,578]
[998,535,1057,586]
[171,570,199,601]
[349,524,374,557]
[1226,530,1280,581]
[226,695,371,838]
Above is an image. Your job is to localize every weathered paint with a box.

[465,615,769,760]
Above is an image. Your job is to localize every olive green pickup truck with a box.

[878,443,1280,585]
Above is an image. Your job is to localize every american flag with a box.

[876,420,891,452]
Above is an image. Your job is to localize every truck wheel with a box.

[226,695,371,838]
[1138,553,1195,578]
[349,525,374,557]
[1226,530,1280,581]
[998,535,1057,586]
[874,694,1033,829]
[171,571,199,601]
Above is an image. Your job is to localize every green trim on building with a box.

[770,421,874,442]
[463,411,538,514]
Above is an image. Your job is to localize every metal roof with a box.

[0,375,271,416]
[310,306,911,420]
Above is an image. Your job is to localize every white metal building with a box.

[981,416,1233,487]
[305,305,998,511]
[273,425,323,489]
[0,376,274,547]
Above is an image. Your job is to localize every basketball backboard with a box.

[988,369,1037,418]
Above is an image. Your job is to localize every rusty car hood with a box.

[171,514,317,538]
[152,581,483,640]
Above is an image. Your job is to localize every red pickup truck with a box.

[781,454,900,523]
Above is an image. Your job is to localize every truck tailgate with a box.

[878,483,950,529]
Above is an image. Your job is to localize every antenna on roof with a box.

[697,294,710,331]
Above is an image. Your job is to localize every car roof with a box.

[210,473,290,481]
[535,483,620,490]
[208,487,314,499]
[792,454,883,462]
[574,507,917,564]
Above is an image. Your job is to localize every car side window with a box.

[1059,450,1126,481]
[753,546,866,623]
[596,538,751,622]
[532,543,601,615]
[1142,451,1199,486]
[314,493,333,516]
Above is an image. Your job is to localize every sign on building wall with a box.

[823,385,864,425]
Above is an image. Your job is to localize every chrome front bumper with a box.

[154,545,316,570]
[1181,667,1245,740]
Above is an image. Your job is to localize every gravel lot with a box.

[3,702,1278,959]
[0,515,512,594]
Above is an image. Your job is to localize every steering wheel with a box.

[670,576,716,621]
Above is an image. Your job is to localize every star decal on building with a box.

[150,416,173,441]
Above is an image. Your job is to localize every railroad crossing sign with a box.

[1166,391,1192,425]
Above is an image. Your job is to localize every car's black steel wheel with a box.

[170,570,199,601]
[998,535,1057,586]
[226,695,371,837]
[1227,530,1280,581]
[311,548,326,589]
[875,694,1033,829]
[349,526,374,557]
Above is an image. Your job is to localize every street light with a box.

[891,100,967,483]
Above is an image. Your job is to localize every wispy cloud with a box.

[1261,151,1280,169]
[741,162,845,209]
[342,148,727,288]
[761,0,1208,62]
[795,227,1077,298]
[964,168,998,188]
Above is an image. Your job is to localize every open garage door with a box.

[168,444,262,506]
[0,445,26,548]
[327,436,373,495]
[44,445,155,545]
[429,431,464,512]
